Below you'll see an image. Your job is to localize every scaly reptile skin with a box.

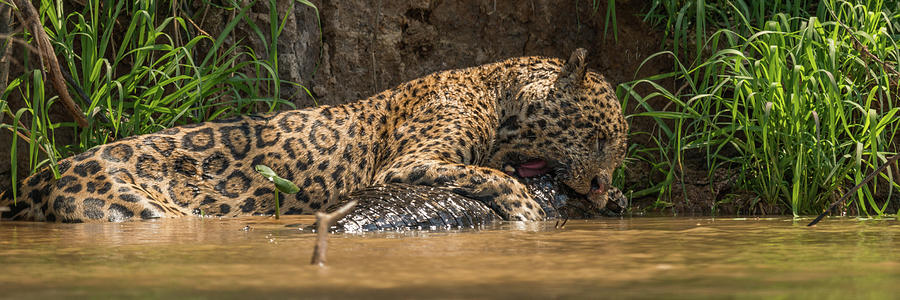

[326,177,627,232]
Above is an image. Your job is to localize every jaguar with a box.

[2,48,627,223]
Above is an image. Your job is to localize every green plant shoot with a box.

[255,165,300,219]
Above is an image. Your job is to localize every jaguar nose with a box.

[590,176,607,195]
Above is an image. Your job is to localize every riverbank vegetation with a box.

[618,0,900,216]
[1,0,313,198]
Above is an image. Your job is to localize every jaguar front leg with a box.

[375,158,546,221]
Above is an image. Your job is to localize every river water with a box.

[2,216,899,299]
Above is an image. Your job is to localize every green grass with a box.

[621,0,900,216]
[641,0,821,60]
[1,0,317,199]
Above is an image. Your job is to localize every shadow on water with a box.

[2,216,900,299]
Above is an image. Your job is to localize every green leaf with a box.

[255,165,300,194]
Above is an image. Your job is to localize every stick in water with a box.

[808,155,900,226]
[311,200,358,266]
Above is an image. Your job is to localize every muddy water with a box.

[2,217,900,299]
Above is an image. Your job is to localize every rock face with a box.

[190,0,669,108]
[306,0,668,107]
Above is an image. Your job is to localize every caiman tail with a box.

[326,184,500,232]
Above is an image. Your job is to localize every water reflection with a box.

[2,217,900,298]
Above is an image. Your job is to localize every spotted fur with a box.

[2,49,627,222]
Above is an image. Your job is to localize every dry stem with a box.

[10,0,89,128]
[310,200,357,266]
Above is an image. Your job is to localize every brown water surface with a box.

[2,216,899,299]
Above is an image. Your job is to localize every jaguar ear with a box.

[560,48,588,84]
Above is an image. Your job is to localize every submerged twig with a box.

[555,215,569,229]
[554,205,569,229]
[808,154,900,226]
[311,200,357,266]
